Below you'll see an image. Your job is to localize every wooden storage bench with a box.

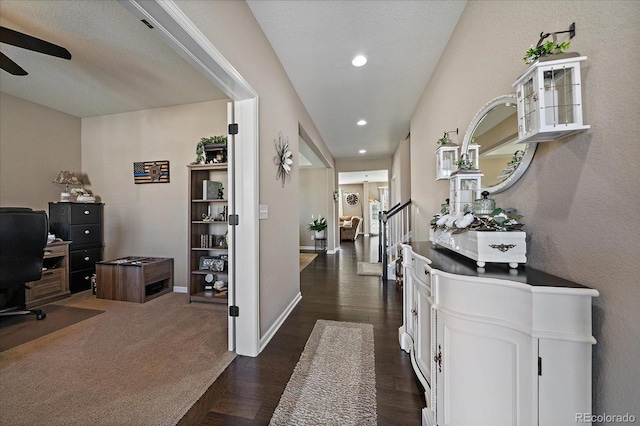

[96,257,173,303]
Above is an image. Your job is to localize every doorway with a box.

[123,0,260,356]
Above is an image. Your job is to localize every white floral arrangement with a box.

[308,214,327,232]
[70,188,90,196]
[431,208,523,233]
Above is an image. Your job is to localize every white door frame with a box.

[119,0,260,357]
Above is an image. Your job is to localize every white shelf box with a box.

[513,54,590,144]
[430,228,527,268]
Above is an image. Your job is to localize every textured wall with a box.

[81,100,229,287]
[0,92,81,211]
[175,0,334,336]
[410,1,640,416]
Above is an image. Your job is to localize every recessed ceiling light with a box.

[352,55,367,67]
[359,149,367,154]
[357,120,367,126]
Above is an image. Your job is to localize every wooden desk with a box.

[96,257,173,303]
[26,241,71,308]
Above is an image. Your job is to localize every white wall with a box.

[299,167,334,249]
[174,0,334,337]
[339,184,365,220]
[410,1,640,416]
[81,100,229,288]
[0,92,81,212]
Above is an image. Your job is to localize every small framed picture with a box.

[199,256,216,271]
[210,258,225,272]
[199,256,224,272]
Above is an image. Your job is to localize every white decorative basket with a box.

[430,228,526,269]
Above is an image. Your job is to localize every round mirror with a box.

[461,94,537,194]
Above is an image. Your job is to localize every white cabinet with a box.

[400,242,598,426]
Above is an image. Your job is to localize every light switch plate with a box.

[259,204,268,220]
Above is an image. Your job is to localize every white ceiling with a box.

[0,0,466,163]
[247,0,467,159]
[339,170,388,185]
[0,0,227,118]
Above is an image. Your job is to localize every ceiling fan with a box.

[0,26,71,76]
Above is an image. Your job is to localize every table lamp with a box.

[53,171,80,202]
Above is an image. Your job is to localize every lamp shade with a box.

[53,171,81,185]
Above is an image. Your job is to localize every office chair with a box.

[0,207,49,320]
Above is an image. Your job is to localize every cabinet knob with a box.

[84,256,90,261]
[84,210,90,215]
[411,308,417,317]
[84,230,90,235]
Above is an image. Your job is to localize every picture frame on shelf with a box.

[199,256,224,272]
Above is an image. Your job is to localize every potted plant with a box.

[308,214,327,239]
[192,136,228,165]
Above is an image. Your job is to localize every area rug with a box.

[0,291,235,426]
[300,253,318,271]
[0,304,104,352]
[270,319,376,425]
[357,261,383,276]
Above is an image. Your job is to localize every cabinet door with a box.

[434,309,534,426]
[538,339,593,425]
[414,276,433,390]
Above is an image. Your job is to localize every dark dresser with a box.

[49,202,104,293]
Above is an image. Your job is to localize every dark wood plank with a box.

[190,236,424,425]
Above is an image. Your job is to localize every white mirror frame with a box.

[461,94,537,194]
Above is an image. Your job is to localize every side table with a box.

[314,238,327,253]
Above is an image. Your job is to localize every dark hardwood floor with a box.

[197,236,425,425]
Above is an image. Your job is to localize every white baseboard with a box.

[172,286,187,293]
[260,291,302,352]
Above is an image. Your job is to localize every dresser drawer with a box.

[70,224,101,246]
[70,203,102,224]
[70,269,94,293]
[26,269,68,304]
[70,247,103,271]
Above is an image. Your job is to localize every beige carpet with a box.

[357,261,383,276]
[0,291,235,426]
[270,320,376,425]
[300,253,318,271]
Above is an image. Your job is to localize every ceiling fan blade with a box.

[0,26,71,60]
[0,51,28,75]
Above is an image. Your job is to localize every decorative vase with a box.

[314,230,326,239]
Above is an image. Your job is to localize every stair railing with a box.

[378,199,412,281]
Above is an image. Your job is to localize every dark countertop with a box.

[408,241,592,290]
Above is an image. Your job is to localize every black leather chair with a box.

[0,207,49,320]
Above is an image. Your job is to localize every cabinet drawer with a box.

[70,204,102,224]
[70,269,94,293]
[70,224,101,246]
[26,269,66,301]
[70,247,102,271]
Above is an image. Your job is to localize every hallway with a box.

[198,236,424,425]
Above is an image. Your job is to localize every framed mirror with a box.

[461,94,537,194]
